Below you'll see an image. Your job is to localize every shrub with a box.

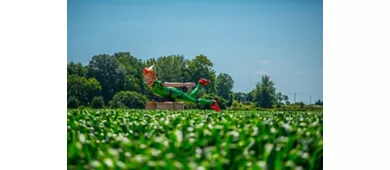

[67,96,80,108]
[91,96,104,108]
[109,91,147,109]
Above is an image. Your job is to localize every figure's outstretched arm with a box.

[163,82,196,89]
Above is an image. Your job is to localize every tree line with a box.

[67,52,322,110]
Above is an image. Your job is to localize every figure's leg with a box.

[189,78,211,98]
[172,88,207,104]
[189,83,201,98]
[171,88,220,112]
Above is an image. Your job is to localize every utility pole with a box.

[294,92,296,104]
[310,96,311,105]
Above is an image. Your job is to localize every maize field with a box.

[67,109,323,170]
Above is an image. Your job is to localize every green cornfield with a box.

[67,109,323,170]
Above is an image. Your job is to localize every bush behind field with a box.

[228,100,323,112]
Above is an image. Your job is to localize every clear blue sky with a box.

[68,0,323,103]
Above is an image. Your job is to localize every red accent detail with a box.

[210,100,220,112]
[198,78,211,87]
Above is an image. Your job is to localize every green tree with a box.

[234,92,247,102]
[226,94,234,107]
[254,75,277,108]
[276,92,282,103]
[315,99,323,105]
[155,56,177,82]
[216,73,234,100]
[175,55,192,83]
[115,52,144,93]
[187,55,217,94]
[282,95,290,105]
[67,74,102,106]
[247,90,256,102]
[87,54,126,103]
[67,61,88,77]
[153,55,191,83]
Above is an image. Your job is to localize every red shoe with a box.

[198,78,211,87]
[210,100,220,112]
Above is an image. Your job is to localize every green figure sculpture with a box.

[142,64,220,112]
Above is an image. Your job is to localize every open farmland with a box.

[67,109,323,170]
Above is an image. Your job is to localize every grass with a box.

[67,109,323,170]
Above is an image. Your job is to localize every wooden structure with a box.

[145,101,185,110]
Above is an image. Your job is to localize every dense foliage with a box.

[68,52,320,110]
[67,109,323,169]
[109,91,148,109]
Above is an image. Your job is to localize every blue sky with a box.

[68,0,323,103]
